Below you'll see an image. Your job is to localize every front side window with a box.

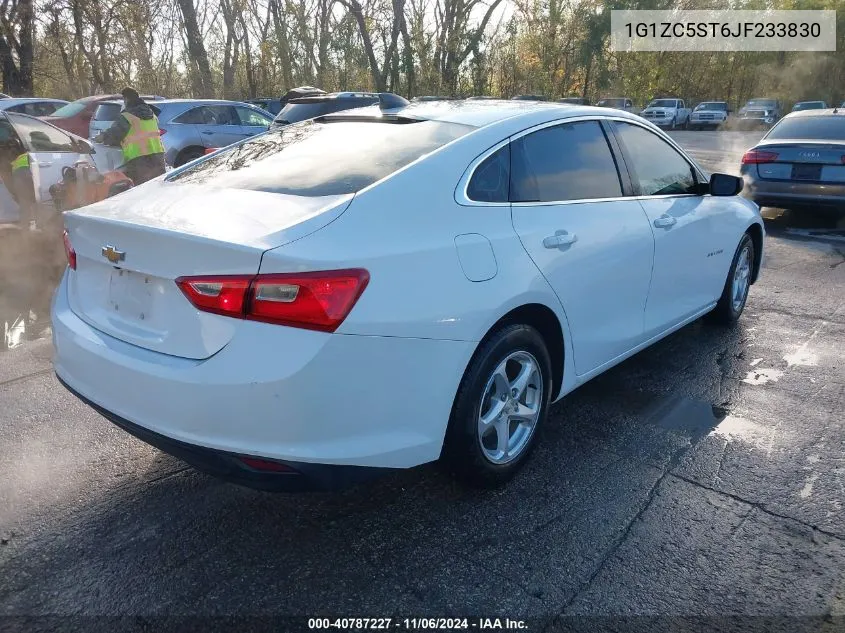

[6,113,75,152]
[510,120,622,203]
[467,144,510,203]
[613,122,696,196]
[167,118,473,197]
[236,107,273,127]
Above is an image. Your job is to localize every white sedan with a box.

[52,97,764,490]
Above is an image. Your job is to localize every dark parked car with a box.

[272,91,381,127]
[246,98,283,115]
[741,109,845,215]
[247,87,326,116]
[558,97,589,105]
[737,98,782,129]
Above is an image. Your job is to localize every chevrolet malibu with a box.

[53,97,765,491]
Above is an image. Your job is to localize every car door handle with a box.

[653,216,677,228]
[201,130,213,135]
[37,162,53,167]
[543,232,578,249]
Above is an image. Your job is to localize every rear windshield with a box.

[695,102,727,111]
[766,116,845,140]
[746,100,777,108]
[94,103,122,121]
[648,100,677,108]
[167,118,474,196]
[273,99,376,126]
[49,101,87,118]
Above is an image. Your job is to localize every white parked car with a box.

[688,101,730,130]
[640,98,691,129]
[53,97,765,490]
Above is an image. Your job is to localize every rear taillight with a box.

[158,128,166,136]
[176,276,251,318]
[175,269,369,332]
[741,149,779,164]
[62,230,76,270]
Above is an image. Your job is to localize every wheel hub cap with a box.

[477,351,543,465]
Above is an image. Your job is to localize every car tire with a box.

[708,233,755,325]
[443,323,552,488]
[175,147,205,167]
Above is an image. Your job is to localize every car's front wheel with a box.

[709,233,755,325]
[443,324,552,487]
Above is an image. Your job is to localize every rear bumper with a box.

[56,374,384,491]
[742,172,845,210]
[51,272,475,478]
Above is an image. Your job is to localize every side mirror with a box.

[710,172,743,196]
[73,138,94,154]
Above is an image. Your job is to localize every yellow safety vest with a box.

[11,153,29,172]
[121,112,165,162]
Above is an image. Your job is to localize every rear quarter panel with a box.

[257,123,569,346]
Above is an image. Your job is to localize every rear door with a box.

[509,118,655,376]
[6,112,89,202]
[234,106,273,140]
[610,120,733,336]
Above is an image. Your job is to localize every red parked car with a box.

[42,94,164,138]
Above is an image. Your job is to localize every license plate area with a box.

[791,164,822,181]
[108,269,154,321]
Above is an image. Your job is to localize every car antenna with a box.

[378,93,410,110]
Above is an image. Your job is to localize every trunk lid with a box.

[64,181,352,359]
[752,141,845,183]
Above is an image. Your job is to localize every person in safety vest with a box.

[0,135,36,229]
[94,86,166,185]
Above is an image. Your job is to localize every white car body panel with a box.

[52,101,765,474]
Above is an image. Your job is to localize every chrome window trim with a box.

[455,114,705,207]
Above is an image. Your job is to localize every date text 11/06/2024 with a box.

[307,618,529,630]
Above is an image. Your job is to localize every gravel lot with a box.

[1,131,843,632]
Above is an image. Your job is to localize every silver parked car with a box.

[89,99,274,166]
[740,108,845,216]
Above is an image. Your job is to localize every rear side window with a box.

[467,144,510,203]
[510,120,622,202]
[94,103,122,122]
[167,118,474,196]
[613,122,696,196]
[766,116,845,140]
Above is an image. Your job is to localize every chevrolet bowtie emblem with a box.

[101,245,125,263]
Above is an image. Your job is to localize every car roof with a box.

[0,97,68,106]
[320,99,645,129]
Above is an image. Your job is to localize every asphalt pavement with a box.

[0,131,844,631]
